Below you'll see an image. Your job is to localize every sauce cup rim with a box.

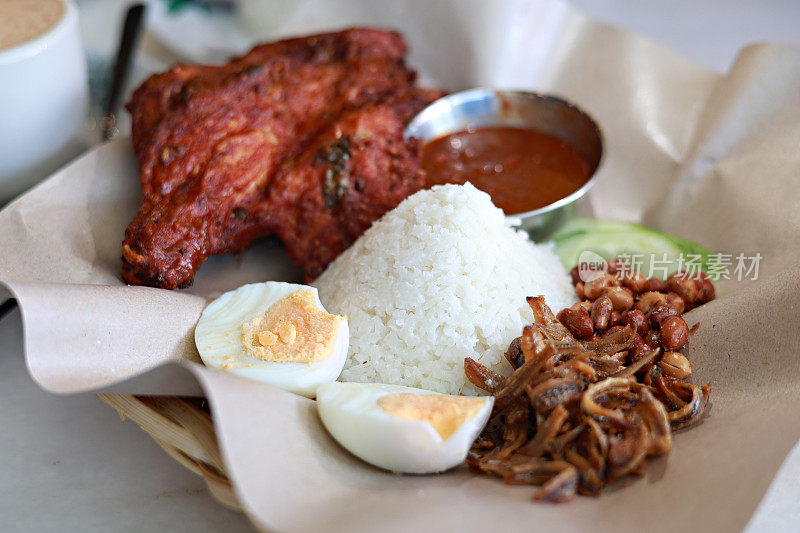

[405,87,603,222]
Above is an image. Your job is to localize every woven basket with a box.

[97,394,242,511]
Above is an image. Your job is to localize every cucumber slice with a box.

[549,218,716,275]
[550,218,637,239]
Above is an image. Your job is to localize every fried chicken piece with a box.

[267,104,426,280]
[122,28,441,289]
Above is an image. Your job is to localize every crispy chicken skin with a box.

[268,105,426,280]
[122,29,441,289]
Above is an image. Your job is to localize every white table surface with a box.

[3,1,800,531]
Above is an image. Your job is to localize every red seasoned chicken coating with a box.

[122,28,442,289]
[267,104,427,280]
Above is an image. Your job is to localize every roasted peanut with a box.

[603,286,634,312]
[626,332,645,350]
[644,277,666,292]
[666,272,702,307]
[698,272,715,304]
[557,308,594,339]
[621,309,648,336]
[609,310,622,327]
[606,259,627,275]
[575,282,585,300]
[622,270,648,294]
[665,292,685,315]
[584,274,618,300]
[660,351,692,379]
[628,343,656,374]
[660,315,689,350]
[569,265,581,285]
[635,291,667,314]
[648,302,679,329]
[591,296,613,331]
[604,325,626,338]
[643,329,662,348]
[571,300,593,314]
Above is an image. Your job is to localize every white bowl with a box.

[0,0,89,205]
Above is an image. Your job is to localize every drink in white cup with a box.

[0,0,89,204]
[0,0,65,50]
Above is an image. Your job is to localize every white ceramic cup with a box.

[0,0,89,205]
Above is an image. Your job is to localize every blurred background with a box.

[3,1,800,531]
[79,0,800,140]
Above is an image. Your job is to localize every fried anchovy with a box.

[466,296,710,503]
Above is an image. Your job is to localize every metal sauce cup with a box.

[405,88,603,240]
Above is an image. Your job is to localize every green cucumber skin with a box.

[550,218,716,274]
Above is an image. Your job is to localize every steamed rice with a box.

[313,183,576,395]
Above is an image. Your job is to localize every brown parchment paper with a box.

[1,0,799,531]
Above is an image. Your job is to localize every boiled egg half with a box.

[316,382,493,474]
[195,282,348,398]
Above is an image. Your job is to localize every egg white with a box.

[194,282,349,398]
[316,382,493,474]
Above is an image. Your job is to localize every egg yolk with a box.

[377,393,486,440]
[241,290,344,363]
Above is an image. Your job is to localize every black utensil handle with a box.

[103,3,147,140]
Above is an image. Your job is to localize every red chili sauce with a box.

[421,126,591,215]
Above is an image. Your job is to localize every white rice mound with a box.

[313,183,576,395]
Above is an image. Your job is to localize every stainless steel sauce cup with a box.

[405,88,603,240]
